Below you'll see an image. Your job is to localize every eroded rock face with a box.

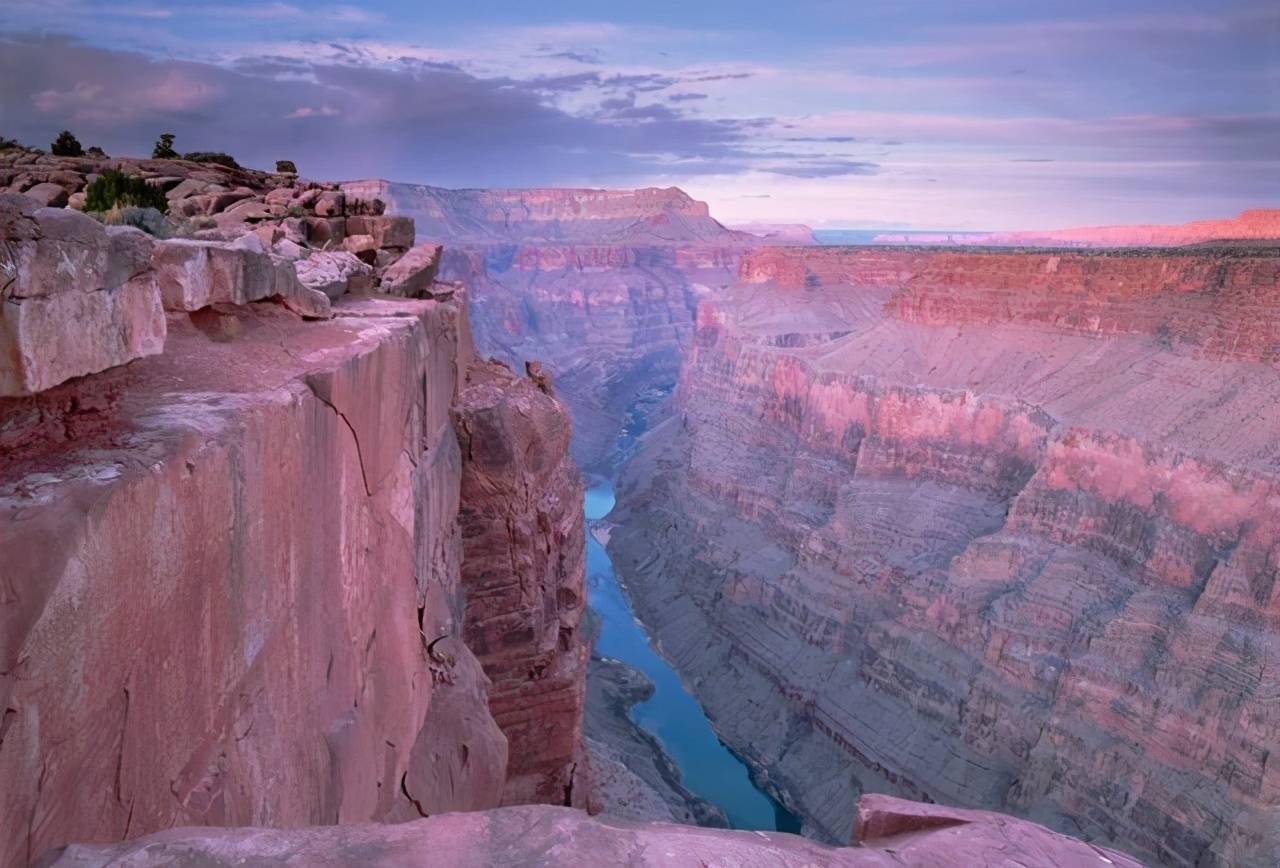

[0,296,502,866]
[349,180,760,474]
[0,193,165,396]
[39,800,1142,867]
[608,246,1280,867]
[453,359,589,808]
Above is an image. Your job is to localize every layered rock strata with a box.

[40,799,1142,867]
[609,245,1280,866]
[344,180,758,474]
[870,208,1280,248]
[453,360,589,807]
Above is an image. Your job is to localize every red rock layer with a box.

[39,799,1142,867]
[0,296,515,867]
[740,246,1280,363]
[441,244,741,473]
[873,208,1280,248]
[609,246,1280,866]
[453,360,589,808]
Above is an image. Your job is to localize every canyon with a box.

[4,143,1279,867]
[607,245,1280,867]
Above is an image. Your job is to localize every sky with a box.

[0,0,1277,229]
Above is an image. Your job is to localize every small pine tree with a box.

[153,133,178,159]
[51,130,84,157]
[84,170,169,214]
[276,159,298,174]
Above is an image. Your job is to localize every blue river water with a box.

[586,483,802,833]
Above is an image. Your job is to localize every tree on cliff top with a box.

[153,133,177,159]
[51,130,83,157]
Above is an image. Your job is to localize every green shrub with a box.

[84,170,169,214]
[152,133,178,159]
[86,145,108,158]
[276,159,298,174]
[0,136,23,151]
[51,130,83,157]
[183,151,241,169]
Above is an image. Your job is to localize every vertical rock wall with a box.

[453,360,589,808]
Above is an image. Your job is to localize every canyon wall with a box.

[0,158,588,866]
[609,245,1280,867]
[870,208,1280,248]
[351,179,754,474]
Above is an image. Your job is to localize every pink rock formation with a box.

[0,293,509,866]
[609,244,1280,866]
[351,180,758,473]
[0,193,165,396]
[870,208,1280,248]
[453,360,589,807]
[38,800,1142,866]
[380,242,443,298]
[729,223,820,245]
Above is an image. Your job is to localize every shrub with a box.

[84,170,169,214]
[51,130,84,157]
[86,145,108,158]
[153,133,178,159]
[101,206,172,237]
[183,151,241,169]
[0,136,23,151]
[276,159,298,174]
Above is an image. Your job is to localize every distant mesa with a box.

[867,208,1280,248]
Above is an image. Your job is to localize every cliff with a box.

[609,245,1280,866]
[870,208,1280,248]
[454,360,589,808]
[0,161,587,865]
[354,180,756,474]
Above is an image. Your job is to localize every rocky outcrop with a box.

[0,295,504,867]
[870,208,1280,248]
[0,194,164,395]
[39,799,1142,867]
[609,245,1280,867]
[453,360,588,808]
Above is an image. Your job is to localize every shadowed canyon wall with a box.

[346,180,765,474]
[608,245,1280,867]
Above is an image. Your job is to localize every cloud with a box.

[763,159,879,178]
[0,32,767,185]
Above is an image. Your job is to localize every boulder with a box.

[313,190,345,217]
[216,198,273,225]
[304,216,345,248]
[0,194,165,395]
[152,233,300,311]
[342,233,378,265]
[165,178,209,201]
[295,250,374,299]
[346,215,414,250]
[380,242,443,298]
[23,182,70,208]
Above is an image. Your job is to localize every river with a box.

[586,482,802,833]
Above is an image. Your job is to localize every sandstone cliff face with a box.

[609,245,1280,867]
[40,798,1142,867]
[453,360,588,808]
[0,294,506,866]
